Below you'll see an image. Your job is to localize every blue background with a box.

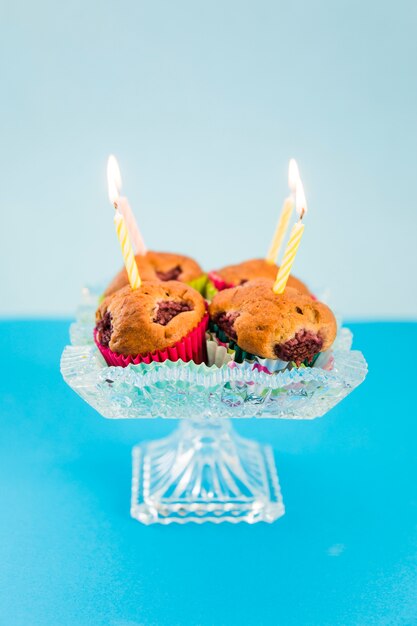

[1,320,417,625]
[1,0,417,318]
[2,2,417,624]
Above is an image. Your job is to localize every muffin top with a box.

[145,251,203,282]
[96,281,206,356]
[103,255,156,297]
[209,278,336,364]
[212,258,309,294]
[104,251,204,297]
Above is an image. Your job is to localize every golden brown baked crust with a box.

[103,255,156,297]
[209,278,336,363]
[103,251,204,297]
[146,251,203,283]
[215,258,309,294]
[96,281,206,356]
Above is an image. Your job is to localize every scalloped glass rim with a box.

[60,287,368,420]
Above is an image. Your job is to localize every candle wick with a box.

[299,208,305,221]
[113,201,118,210]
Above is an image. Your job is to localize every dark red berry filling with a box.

[153,300,193,325]
[155,265,182,281]
[96,311,113,347]
[214,311,240,341]
[274,329,323,365]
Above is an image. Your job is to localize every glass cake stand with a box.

[60,288,367,525]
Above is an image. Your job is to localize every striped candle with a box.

[266,159,300,265]
[114,210,142,290]
[117,196,147,256]
[272,221,305,294]
[266,196,294,264]
[273,174,307,294]
[107,155,147,255]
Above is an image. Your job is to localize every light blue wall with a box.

[1,0,416,318]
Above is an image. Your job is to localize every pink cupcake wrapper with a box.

[207,271,234,291]
[95,313,209,368]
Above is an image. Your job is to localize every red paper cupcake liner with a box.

[207,271,234,292]
[94,313,209,368]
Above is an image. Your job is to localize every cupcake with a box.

[95,281,208,367]
[146,251,206,292]
[207,258,309,296]
[103,254,156,296]
[104,251,206,297]
[209,278,336,366]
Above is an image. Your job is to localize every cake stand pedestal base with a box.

[131,418,284,525]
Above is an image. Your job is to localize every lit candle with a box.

[266,159,299,264]
[273,176,307,294]
[107,160,142,290]
[107,155,147,255]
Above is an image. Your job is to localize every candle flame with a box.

[288,158,300,193]
[107,154,122,205]
[295,177,307,218]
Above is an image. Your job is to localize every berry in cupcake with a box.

[146,251,204,284]
[104,251,206,297]
[209,278,336,366]
[208,258,309,296]
[95,280,208,366]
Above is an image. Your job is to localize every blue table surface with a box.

[1,321,416,626]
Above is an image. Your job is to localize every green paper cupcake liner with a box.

[204,279,218,301]
[187,274,209,296]
[308,352,321,367]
